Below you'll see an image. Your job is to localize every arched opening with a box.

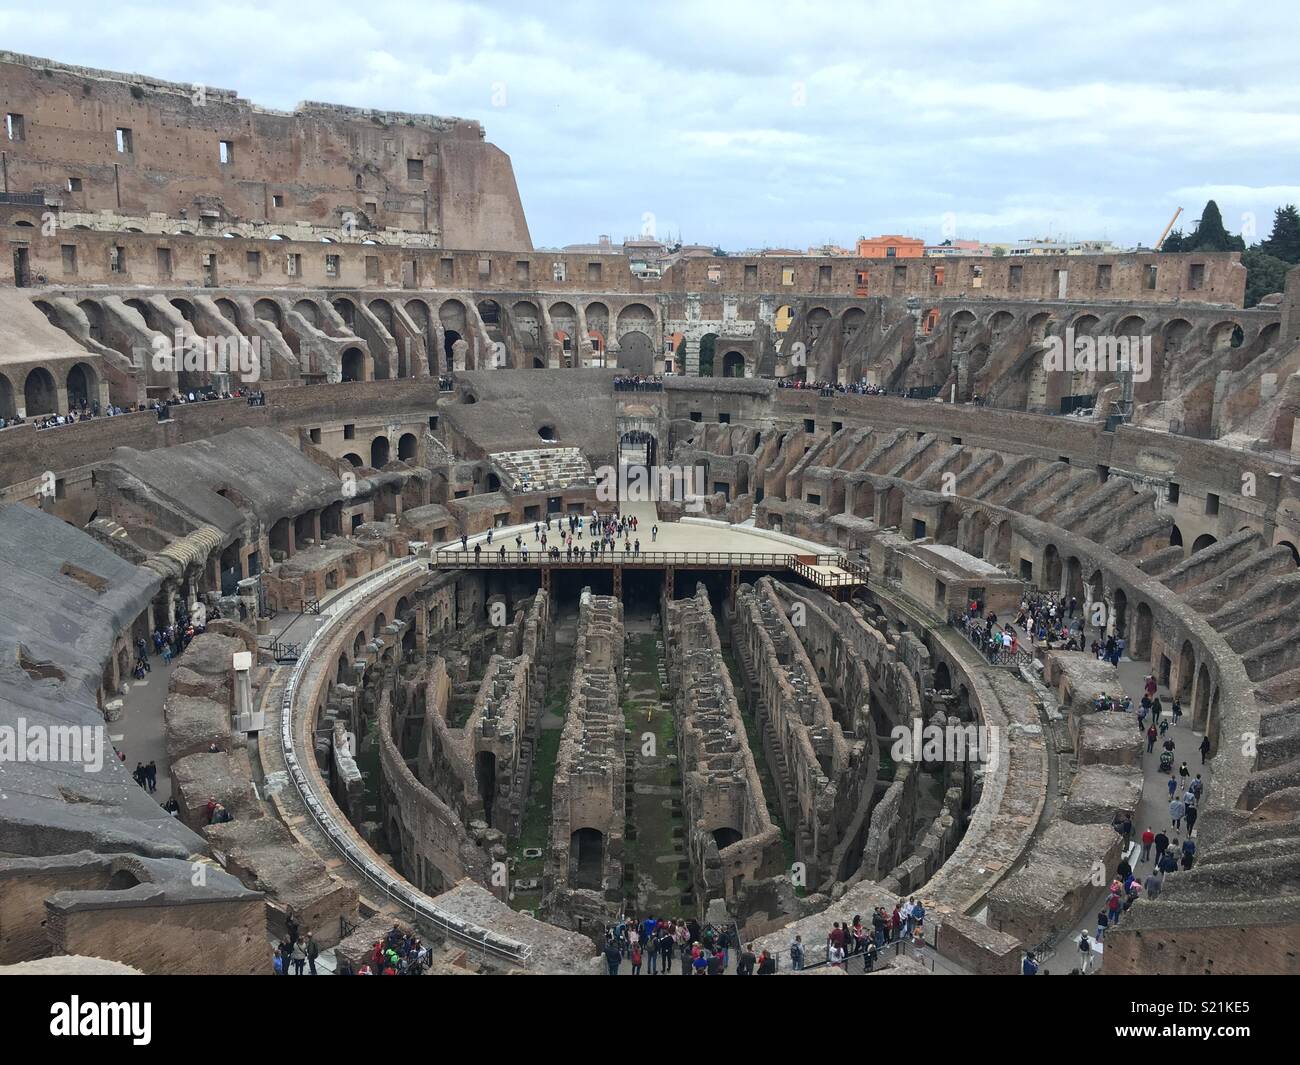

[722,350,746,377]
[933,661,952,691]
[1133,602,1154,660]
[617,330,655,374]
[66,362,97,410]
[340,347,364,382]
[332,298,357,330]
[570,827,604,890]
[0,373,16,420]
[397,433,417,461]
[372,612,387,637]
[343,453,363,467]
[1043,544,1062,592]
[538,424,557,443]
[1194,662,1211,730]
[23,367,58,416]
[254,299,283,328]
[1065,556,1084,604]
[618,429,657,470]
[370,436,390,469]
[712,827,742,851]
[1277,540,1300,566]
[269,517,292,558]
[219,540,243,596]
[1169,524,1183,548]
[1112,587,1127,637]
[1163,318,1192,353]
[1191,533,1217,554]
[292,300,319,328]
[1177,641,1195,701]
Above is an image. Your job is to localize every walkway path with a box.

[1048,653,1211,974]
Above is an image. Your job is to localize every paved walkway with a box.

[1047,653,1211,974]
[113,654,178,805]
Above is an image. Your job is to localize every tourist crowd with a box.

[1024,672,1211,974]
[602,916,776,975]
[816,898,929,970]
[613,374,664,392]
[459,508,660,564]
[3,386,267,432]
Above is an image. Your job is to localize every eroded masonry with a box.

[2,51,1299,976]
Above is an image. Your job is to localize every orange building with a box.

[855,234,925,258]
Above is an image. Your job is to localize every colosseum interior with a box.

[1,49,1299,981]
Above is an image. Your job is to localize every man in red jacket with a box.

[1140,826,1155,863]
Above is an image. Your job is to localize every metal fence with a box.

[948,614,1036,668]
[278,557,535,966]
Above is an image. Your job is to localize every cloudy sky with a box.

[4,0,1297,250]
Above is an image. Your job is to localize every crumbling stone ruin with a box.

[2,49,1299,977]
[665,584,783,907]
[544,589,626,930]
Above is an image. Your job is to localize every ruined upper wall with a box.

[0,52,532,250]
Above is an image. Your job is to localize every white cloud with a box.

[2,0,1295,249]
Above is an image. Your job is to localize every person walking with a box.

[1140,826,1154,863]
[1170,796,1185,831]
[291,937,307,975]
[305,933,319,976]
[1199,735,1211,764]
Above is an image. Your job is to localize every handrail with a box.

[947,614,1036,668]
[278,556,534,965]
[431,547,860,572]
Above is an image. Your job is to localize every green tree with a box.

[1160,228,1185,252]
[1260,204,1300,264]
[1189,200,1236,251]
[1242,247,1290,307]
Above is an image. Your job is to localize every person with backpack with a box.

[1023,951,1039,976]
[1078,931,1094,973]
[789,934,805,971]
[1181,837,1197,870]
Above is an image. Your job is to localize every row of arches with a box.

[338,432,420,470]
[0,362,100,419]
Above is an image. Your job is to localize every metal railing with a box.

[947,614,1036,668]
[772,931,935,974]
[431,548,868,582]
[278,557,534,966]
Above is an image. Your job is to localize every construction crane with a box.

[1155,207,1183,250]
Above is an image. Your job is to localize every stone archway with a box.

[23,367,58,416]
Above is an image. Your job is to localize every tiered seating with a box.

[490,447,596,492]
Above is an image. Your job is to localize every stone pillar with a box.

[576,305,592,367]
[233,650,254,732]
[685,336,700,377]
